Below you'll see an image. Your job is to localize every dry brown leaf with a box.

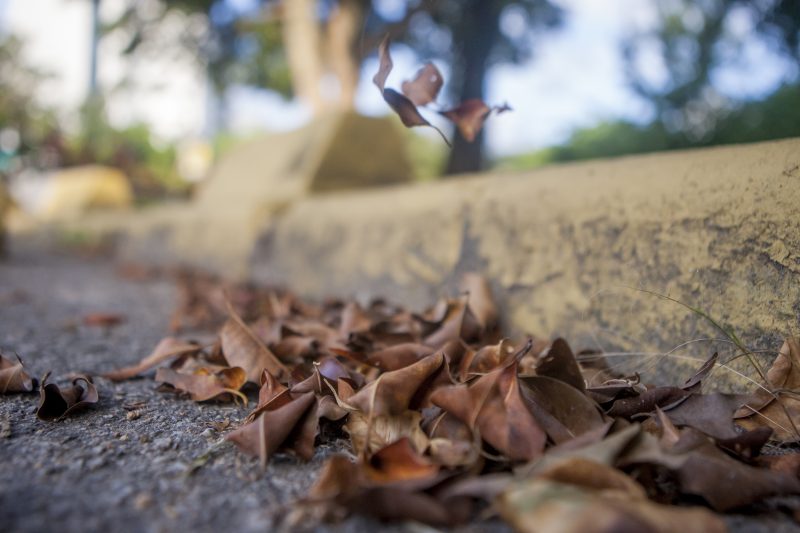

[347,353,446,416]
[401,62,443,106]
[0,353,35,393]
[227,391,316,466]
[458,338,515,379]
[220,309,288,383]
[498,477,726,533]
[363,437,440,486]
[423,297,482,348]
[438,99,510,142]
[620,426,800,510]
[37,373,98,421]
[155,365,247,403]
[431,362,546,461]
[366,343,434,371]
[520,375,607,444]
[372,34,392,92]
[82,312,125,327]
[371,35,450,145]
[103,337,201,381]
[738,338,800,442]
[663,392,751,440]
[305,454,455,526]
[345,410,429,456]
[534,338,586,392]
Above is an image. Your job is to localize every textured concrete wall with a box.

[251,138,800,388]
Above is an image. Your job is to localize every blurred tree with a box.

[371,0,562,174]
[104,0,564,176]
[624,0,799,141]
[0,35,59,164]
[498,81,800,170]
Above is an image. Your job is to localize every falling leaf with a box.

[383,88,449,141]
[37,373,98,421]
[102,337,201,381]
[371,35,450,145]
[0,353,35,393]
[439,99,491,142]
[372,34,393,92]
[401,62,443,106]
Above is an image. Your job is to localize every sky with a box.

[0,0,796,157]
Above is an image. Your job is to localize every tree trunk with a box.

[326,0,363,110]
[444,1,500,175]
[282,0,326,114]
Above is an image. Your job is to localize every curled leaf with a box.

[372,34,393,92]
[155,365,247,403]
[534,338,585,392]
[0,353,35,393]
[401,62,443,106]
[345,410,429,456]
[37,373,98,421]
[738,338,800,442]
[227,391,317,467]
[382,88,449,144]
[432,362,546,461]
[102,337,201,381]
[220,309,288,383]
[347,353,446,416]
[372,35,450,146]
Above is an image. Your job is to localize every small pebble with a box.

[153,437,172,451]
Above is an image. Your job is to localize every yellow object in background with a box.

[18,165,133,222]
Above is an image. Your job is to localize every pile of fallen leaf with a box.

[4,271,800,532]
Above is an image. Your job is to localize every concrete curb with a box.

[39,137,800,387]
[250,138,800,387]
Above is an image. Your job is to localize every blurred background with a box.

[0,0,798,206]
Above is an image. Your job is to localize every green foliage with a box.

[404,130,448,182]
[498,82,800,170]
[624,0,798,132]
[0,35,59,159]
[66,100,184,199]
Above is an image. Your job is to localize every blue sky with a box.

[1,0,797,156]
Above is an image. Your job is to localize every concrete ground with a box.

[0,251,400,533]
[0,250,795,532]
